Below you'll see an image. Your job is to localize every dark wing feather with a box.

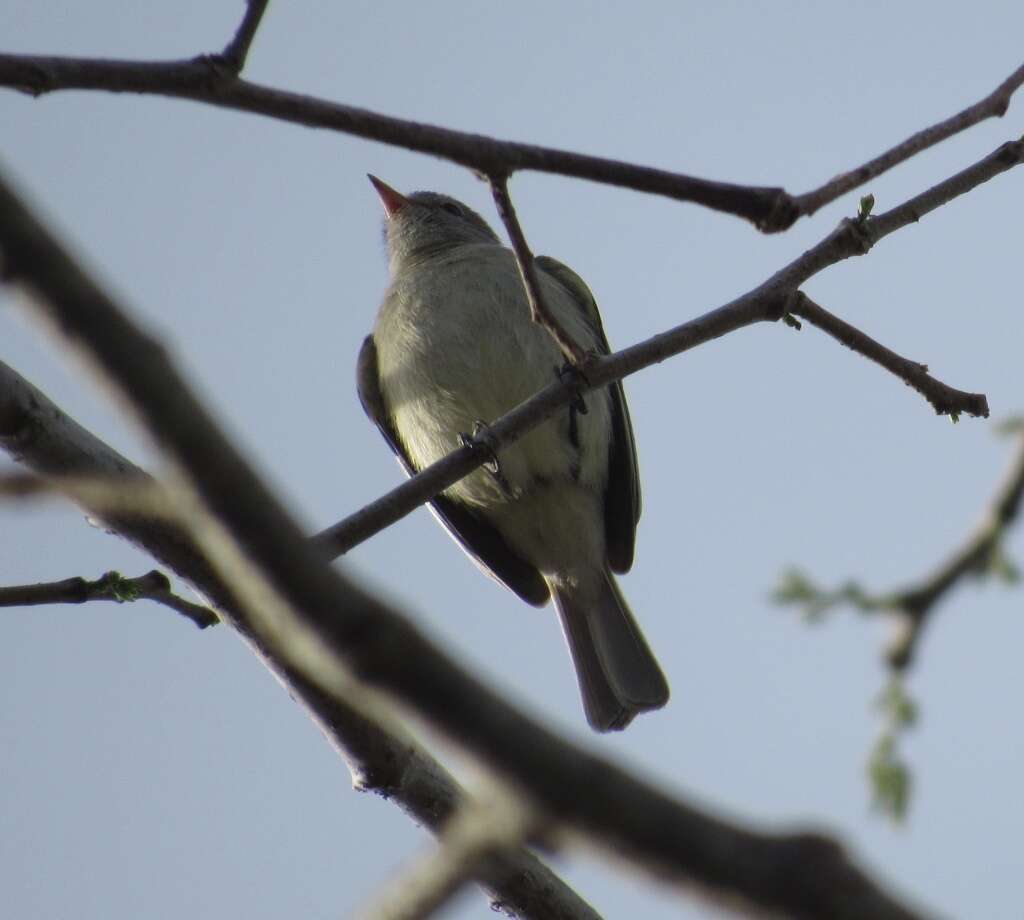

[536,257,641,573]
[356,335,550,606]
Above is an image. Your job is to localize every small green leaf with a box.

[868,734,912,822]
[772,568,817,604]
[858,194,875,221]
[876,679,918,727]
[103,571,141,603]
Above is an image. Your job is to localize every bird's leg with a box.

[555,363,588,453]
[460,420,512,492]
[555,362,589,415]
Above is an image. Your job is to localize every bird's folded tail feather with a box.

[552,572,669,732]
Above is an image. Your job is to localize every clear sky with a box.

[1,3,1022,918]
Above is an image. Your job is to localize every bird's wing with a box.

[536,256,641,573]
[356,334,550,606]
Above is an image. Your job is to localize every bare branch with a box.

[218,0,270,73]
[1,50,1020,230]
[886,426,1024,669]
[0,569,218,628]
[360,790,538,920]
[768,139,1024,290]
[0,54,790,230]
[789,292,989,419]
[0,469,177,517]
[774,426,1024,671]
[796,63,1024,217]
[774,426,1024,819]
[315,140,1022,559]
[0,161,932,920]
[868,140,1024,242]
[489,175,587,365]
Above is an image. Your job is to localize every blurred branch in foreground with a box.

[0,359,600,920]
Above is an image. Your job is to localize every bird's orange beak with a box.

[367,174,409,218]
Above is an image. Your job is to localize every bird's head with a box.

[368,175,499,271]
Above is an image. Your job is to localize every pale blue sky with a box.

[2,3,1022,918]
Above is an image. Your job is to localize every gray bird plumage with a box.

[358,176,669,731]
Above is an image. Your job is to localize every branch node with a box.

[840,216,876,255]
[768,290,801,323]
[12,61,52,97]
[995,138,1024,166]
[755,192,800,233]
[218,0,270,74]
[192,53,239,90]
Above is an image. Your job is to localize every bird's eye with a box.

[441,202,463,217]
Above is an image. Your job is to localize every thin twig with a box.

[774,427,1024,819]
[867,140,1024,243]
[359,789,538,920]
[0,569,218,628]
[773,426,1024,671]
[795,63,1024,217]
[789,292,989,419]
[1,51,1020,230]
[885,426,1024,668]
[0,469,176,516]
[313,140,1021,559]
[218,0,270,72]
[0,162,932,920]
[489,175,587,365]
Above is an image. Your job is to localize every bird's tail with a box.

[552,571,669,732]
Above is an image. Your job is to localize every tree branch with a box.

[360,790,538,920]
[314,140,1019,559]
[0,568,217,628]
[0,468,176,517]
[489,175,587,364]
[788,292,989,419]
[795,62,1024,217]
[218,0,270,73]
[0,167,932,918]
[886,425,1024,669]
[774,425,1024,819]
[0,53,791,231]
[774,424,1024,670]
[1,46,1019,230]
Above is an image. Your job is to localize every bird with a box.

[357,175,669,731]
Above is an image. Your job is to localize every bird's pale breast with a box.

[374,244,612,512]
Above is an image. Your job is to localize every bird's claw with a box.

[460,420,502,476]
[555,363,588,414]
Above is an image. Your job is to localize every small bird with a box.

[358,175,669,731]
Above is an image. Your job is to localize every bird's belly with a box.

[378,288,610,508]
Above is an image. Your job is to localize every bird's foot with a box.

[554,362,588,415]
[460,422,503,477]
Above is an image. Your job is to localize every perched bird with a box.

[358,175,669,731]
